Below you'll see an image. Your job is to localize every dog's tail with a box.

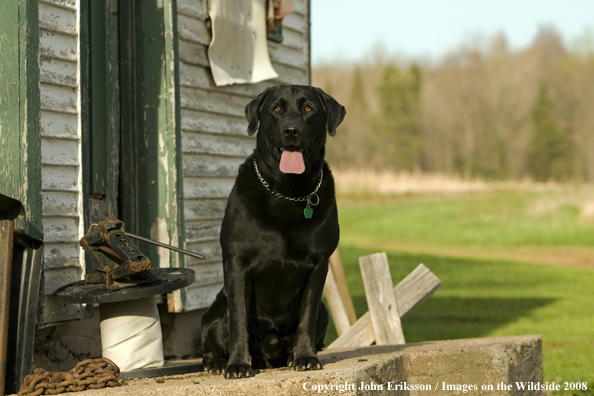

[261,331,283,360]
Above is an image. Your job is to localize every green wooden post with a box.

[0,0,42,239]
[120,0,186,311]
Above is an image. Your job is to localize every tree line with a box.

[313,26,594,182]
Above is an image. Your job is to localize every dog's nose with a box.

[283,125,301,137]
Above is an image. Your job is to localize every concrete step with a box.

[52,335,545,395]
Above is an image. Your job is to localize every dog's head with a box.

[245,85,346,175]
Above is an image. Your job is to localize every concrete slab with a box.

[31,335,545,395]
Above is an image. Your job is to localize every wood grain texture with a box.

[359,252,405,345]
[329,249,357,325]
[327,263,441,350]
[323,265,352,337]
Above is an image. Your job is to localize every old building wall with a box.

[38,0,88,325]
[177,0,311,312]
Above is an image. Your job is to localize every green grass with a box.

[324,188,594,395]
[338,189,594,247]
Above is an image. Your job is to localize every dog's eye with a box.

[304,106,312,112]
[274,106,281,112]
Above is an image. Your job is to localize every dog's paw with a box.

[225,363,253,379]
[293,356,323,371]
[205,358,227,375]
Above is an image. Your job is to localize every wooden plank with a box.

[39,2,77,35]
[323,264,351,337]
[183,177,235,199]
[282,13,306,33]
[184,198,227,221]
[178,40,209,67]
[42,191,78,217]
[292,0,307,15]
[181,109,246,136]
[0,0,43,239]
[43,243,80,269]
[40,30,77,62]
[183,153,243,178]
[40,110,78,139]
[272,62,309,85]
[44,266,81,294]
[186,240,222,264]
[42,165,78,191]
[329,250,357,325]
[176,0,207,19]
[182,131,254,157]
[268,41,307,70]
[42,217,79,243]
[186,261,224,287]
[41,137,79,165]
[40,83,77,114]
[183,283,223,311]
[359,252,405,345]
[185,219,223,242]
[327,263,441,350]
[177,13,211,46]
[179,61,276,96]
[40,58,77,87]
[180,86,249,116]
[39,0,77,11]
[277,26,305,52]
[40,295,91,326]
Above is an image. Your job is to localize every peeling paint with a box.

[151,217,172,268]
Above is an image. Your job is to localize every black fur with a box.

[200,85,346,379]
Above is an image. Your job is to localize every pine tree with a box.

[527,83,574,181]
[374,64,423,171]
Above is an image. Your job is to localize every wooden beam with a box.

[323,264,351,337]
[327,263,441,350]
[329,250,357,325]
[0,0,42,239]
[359,252,405,345]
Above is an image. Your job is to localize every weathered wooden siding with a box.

[38,0,87,325]
[177,0,310,311]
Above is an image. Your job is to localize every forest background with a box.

[312,26,594,182]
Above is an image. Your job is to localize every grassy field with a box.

[324,184,594,395]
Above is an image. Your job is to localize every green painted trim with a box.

[81,0,91,232]
[0,0,42,239]
[163,0,186,308]
[119,0,185,310]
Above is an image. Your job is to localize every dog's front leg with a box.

[293,259,329,371]
[225,261,253,379]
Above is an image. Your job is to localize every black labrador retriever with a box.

[200,85,346,379]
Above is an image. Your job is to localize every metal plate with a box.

[56,268,196,304]
[119,359,204,380]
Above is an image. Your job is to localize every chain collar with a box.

[253,159,323,205]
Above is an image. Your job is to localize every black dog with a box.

[200,85,346,379]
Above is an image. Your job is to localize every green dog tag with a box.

[304,204,313,219]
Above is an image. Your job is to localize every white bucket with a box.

[99,296,164,371]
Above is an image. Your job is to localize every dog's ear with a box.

[315,88,346,137]
[245,86,275,136]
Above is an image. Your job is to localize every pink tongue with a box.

[279,151,305,174]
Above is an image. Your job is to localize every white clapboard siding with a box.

[181,109,246,136]
[39,0,86,325]
[177,0,309,311]
[44,243,80,269]
[182,131,254,157]
[40,110,78,139]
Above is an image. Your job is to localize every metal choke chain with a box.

[253,159,323,202]
[18,358,120,396]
